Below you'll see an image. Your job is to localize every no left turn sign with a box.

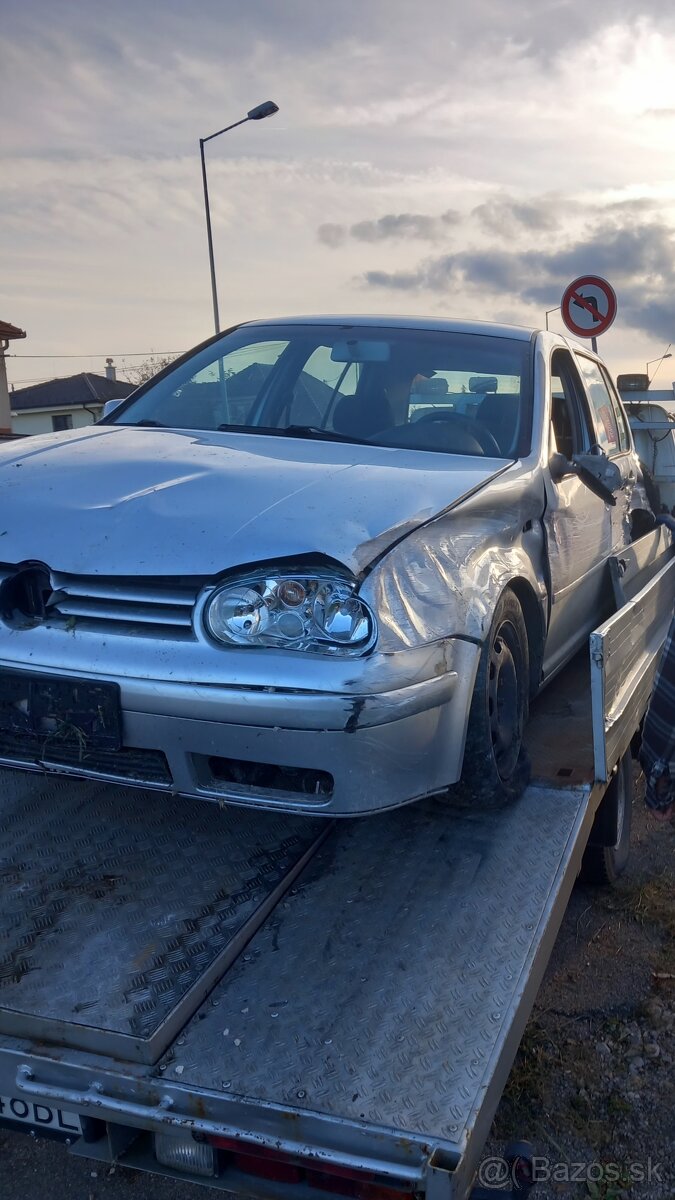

[560,275,617,338]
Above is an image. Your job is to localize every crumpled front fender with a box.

[360,466,548,653]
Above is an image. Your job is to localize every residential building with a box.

[0,319,27,435]
[10,370,134,435]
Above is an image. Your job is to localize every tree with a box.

[121,353,180,388]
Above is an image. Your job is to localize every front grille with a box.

[0,731,172,785]
[1,565,204,639]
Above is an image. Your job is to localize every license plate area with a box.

[0,670,121,751]
[0,1094,82,1138]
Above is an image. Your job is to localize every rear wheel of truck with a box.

[579,752,633,886]
[459,589,531,807]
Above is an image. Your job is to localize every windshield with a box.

[112,324,533,459]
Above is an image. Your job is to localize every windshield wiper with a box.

[283,425,371,445]
[125,418,166,427]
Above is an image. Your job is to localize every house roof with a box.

[0,320,26,342]
[11,373,135,413]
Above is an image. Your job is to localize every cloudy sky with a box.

[2,0,675,389]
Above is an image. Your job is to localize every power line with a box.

[10,369,157,385]
[10,377,68,385]
[10,365,168,384]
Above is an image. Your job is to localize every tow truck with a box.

[0,528,673,1199]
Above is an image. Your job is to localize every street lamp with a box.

[646,349,672,386]
[544,306,559,331]
[200,101,279,335]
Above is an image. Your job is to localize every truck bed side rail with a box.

[592,543,675,781]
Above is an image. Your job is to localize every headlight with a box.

[204,572,376,654]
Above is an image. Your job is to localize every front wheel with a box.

[459,589,531,806]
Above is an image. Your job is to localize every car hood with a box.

[0,426,508,577]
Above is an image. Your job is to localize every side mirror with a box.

[549,448,620,505]
[102,398,124,419]
[572,451,621,506]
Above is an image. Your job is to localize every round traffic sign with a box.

[560,276,617,338]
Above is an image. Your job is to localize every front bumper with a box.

[0,638,481,816]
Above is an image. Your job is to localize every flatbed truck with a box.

[0,533,673,1199]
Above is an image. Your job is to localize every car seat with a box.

[332,389,393,438]
[476,393,520,456]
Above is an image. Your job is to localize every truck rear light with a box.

[234,1149,303,1183]
[308,1167,412,1199]
[208,1135,414,1198]
[154,1130,216,1177]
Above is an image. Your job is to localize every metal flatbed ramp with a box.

[0,771,601,1196]
[0,770,327,1064]
[151,784,593,1194]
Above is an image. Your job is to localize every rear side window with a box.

[575,355,630,455]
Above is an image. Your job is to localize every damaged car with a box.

[0,317,653,813]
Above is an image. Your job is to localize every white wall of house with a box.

[10,405,103,435]
[0,353,12,433]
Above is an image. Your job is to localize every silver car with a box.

[0,317,650,814]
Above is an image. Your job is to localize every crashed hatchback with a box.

[0,317,651,813]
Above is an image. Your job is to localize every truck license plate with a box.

[0,1094,82,1137]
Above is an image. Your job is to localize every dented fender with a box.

[360,464,549,654]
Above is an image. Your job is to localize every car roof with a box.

[242,315,537,342]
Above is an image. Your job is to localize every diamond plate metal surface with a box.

[0,768,325,1059]
[161,786,587,1145]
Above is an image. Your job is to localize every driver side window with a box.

[550,350,592,460]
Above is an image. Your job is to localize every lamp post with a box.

[544,306,559,331]
[200,101,279,335]
[646,350,672,386]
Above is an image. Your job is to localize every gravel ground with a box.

[1,776,673,1200]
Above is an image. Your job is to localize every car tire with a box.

[579,752,633,886]
[458,589,531,806]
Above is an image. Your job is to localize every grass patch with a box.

[599,863,675,979]
[492,1021,560,1137]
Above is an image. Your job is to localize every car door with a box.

[542,348,614,679]
[573,352,639,552]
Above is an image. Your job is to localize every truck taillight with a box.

[208,1135,415,1199]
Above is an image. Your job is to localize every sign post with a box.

[560,276,617,352]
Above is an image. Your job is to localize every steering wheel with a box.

[413,410,502,457]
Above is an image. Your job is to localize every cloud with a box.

[361,219,675,341]
[545,220,674,280]
[3,0,675,381]
[472,197,560,235]
[317,223,347,248]
[351,210,459,242]
[318,209,460,247]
